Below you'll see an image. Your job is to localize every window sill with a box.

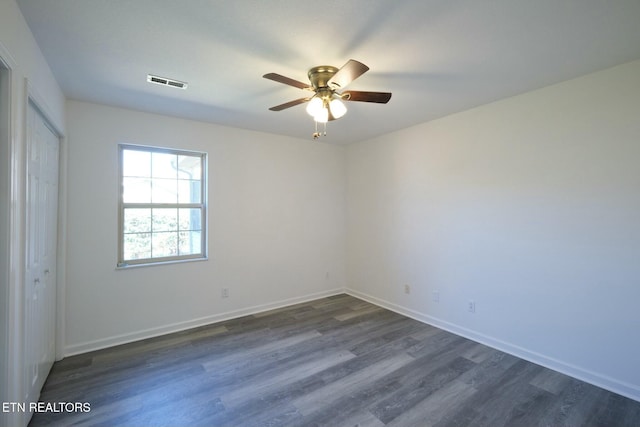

[116,256,209,270]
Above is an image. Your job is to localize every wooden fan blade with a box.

[328,59,369,89]
[342,90,392,103]
[263,73,310,90]
[268,97,310,111]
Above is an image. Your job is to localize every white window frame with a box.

[117,144,207,267]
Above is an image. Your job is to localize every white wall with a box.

[0,1,66,426]
[64,101,346,354]
[346,59,640,401]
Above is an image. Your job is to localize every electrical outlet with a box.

[467,300,475,313]
[432,290,440,303]
[404,284,411,294]
[221,288,229,298]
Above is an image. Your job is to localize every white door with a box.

[24,101,59,404]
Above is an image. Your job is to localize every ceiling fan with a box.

[263,59,391,138]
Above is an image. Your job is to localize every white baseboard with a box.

[345,288,640,403]
[64,288,345,356]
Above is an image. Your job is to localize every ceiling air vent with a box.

[147,74,188,89]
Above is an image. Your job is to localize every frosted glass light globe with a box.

[329,99,347,119]
[306,97,323,117]
[314,107,329,123]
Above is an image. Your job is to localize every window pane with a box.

[177,155,201,179]
[178,208,201,231]
[152,231,178,257]
[179,231,201,255]
[151,178,178,203]
[152,208,178,232]
[124,233,151,260]
[124,208,151,233]
[178,179,201,203]
[123,177,151,203]
[152,152,177,179]
[123,150,151,177]
[119,145,206,265]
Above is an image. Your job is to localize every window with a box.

[118,144,206,267]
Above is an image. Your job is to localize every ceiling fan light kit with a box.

[263,59,391,139]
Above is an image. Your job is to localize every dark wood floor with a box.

[30,294,640,427]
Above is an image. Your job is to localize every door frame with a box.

[0,45,13,413]
[0,41,23,427]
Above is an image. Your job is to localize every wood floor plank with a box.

[529,366,574,395]
[348,318,426,356]
[386,379,477,427]
[461,342,498,364]
[536,379,611,427]
[295,339,478,426]
[333,304,383,321]
[337,410,386,427]
[440,361,545,427]
[500,385,559,427]
[406,328,469,359]
[91,325,229,364]
[201,330,322,372]
[29,294,640,427]
[293,352,415,415]
[311,335,420,393]
[370,356,477,424]
[456,349,521,390]
[220,349,355,408]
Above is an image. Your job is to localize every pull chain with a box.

[312,119,328,140]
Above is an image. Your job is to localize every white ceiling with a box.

[17,0,640,145]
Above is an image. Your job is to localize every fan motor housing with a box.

[308,66,339,89]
